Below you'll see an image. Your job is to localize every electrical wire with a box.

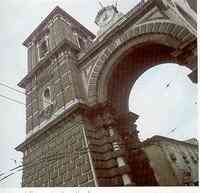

[0,80,73,168]
[0,173,15,182]
[0,81,25,95]
[0,138,144,183]
[0,80,75,181]
[0,94,25,105]
[9,165,22,172]
[167,128,178,136]
[0,76,63,108]
[0,156,62,183]
[2,127,187,184]
[0,62,196,183]
[0,147,89,183]
[0,139,147,184]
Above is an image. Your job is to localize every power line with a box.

[165,81,172,88]
[0,80,34,96]
[0,94,25,105]
[9,165,22,172]
[0,139,143,183]
[1,137,170,184]
[0,173,15,182]
[0,81,26,106]
[0,139,150,183]
[0,90,52,108]
[0,169,22,183]
[0,80,51,107]
[0,154,66,183]
[0,146,90,183]
[0,79,59,107]
[167,128,177,136]
[0,81,25,95]
[1,155,74,183]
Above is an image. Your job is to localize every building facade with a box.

[16,0,197,187]
[141,136,199,186]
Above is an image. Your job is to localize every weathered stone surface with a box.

[21,114,94,187]
[17,0,197,188]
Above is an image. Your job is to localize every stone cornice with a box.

[18,0,151,89]
[143,135,198,147]
[18,38,79,88]
[78,0,197,68]
[15,101,89,152]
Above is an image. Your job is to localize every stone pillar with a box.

[83,104,139,186]
[117,112,140,147]
[17,106,97,187]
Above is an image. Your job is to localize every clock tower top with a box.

[95,4,123,36]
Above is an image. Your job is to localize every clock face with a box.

[98,8,115,26]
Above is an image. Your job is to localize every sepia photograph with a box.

[0,0,198,191]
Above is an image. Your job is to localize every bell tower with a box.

[16,6,98,187]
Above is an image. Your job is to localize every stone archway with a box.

[15,0,198,187]
[103,43,176,114]
[84,21,196,186]
[87,21,196,106]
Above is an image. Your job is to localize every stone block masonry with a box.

[21,112,95,187]
[17,1,197,187]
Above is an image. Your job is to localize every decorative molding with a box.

[135,6,169,25]
[18,98,86,149]
[87,21,194,105]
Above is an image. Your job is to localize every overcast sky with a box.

[129,63,197,141]
[0,0,197,188]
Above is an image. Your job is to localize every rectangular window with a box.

[38,37,49,60]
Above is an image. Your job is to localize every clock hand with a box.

[104,12,108,21]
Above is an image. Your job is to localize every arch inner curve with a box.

[105,43,176,113]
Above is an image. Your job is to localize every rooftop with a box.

[143,135,198,147]
[23,6,96,47]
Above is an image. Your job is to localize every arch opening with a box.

[87,30,197,186]
[106,43,176,114]
[129,63,197,141]
[97,41,196,141]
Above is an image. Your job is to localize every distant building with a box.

[141,136,199,186]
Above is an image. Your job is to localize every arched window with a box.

[43,87,52,109]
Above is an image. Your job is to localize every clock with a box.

[95,5,124,36]
[95,5,117,27]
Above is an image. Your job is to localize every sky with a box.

[0,0,197,188]
[129,63,197,141]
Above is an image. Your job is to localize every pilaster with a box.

[83,103,141,186]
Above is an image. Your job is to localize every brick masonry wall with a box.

[25,50,84,134]
[144,144,177,185]
[22,113,95,187]
[19,2,197,187]
[82,106,141,186]
[143,139,198,185]
[27,16,93,72]
[160,141,198,185]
